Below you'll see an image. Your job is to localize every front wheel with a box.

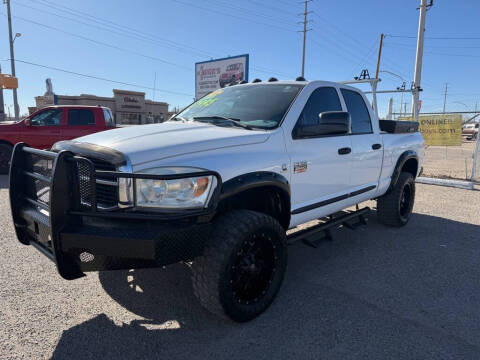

[377,172,415,227]
[192,210,287,322]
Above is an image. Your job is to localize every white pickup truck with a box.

[9,79,424,322]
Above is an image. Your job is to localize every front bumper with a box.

[9,143,221,280]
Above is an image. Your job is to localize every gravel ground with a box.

[0,175,479,360]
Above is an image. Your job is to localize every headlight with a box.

[133,167,216,209]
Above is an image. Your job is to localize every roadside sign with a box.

[418,114,462,146]
[195,54,249,100]
[0,74,18,89]
[399,114,462,146]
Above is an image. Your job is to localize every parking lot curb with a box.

[416,177,475,190]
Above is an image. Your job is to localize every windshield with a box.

[175,84,303,129]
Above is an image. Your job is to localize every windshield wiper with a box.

[193,116,253,130]
[170,115,188,122]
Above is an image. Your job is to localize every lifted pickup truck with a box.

[0,105,115,173]
[9,80,424,322]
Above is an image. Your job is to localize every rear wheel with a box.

[192,210,287,322]
[0,143,13,174]
[377,172,415,227]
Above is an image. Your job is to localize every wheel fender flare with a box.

[387,150,418,194]
[219,171,291,227]
[219,171,290,201]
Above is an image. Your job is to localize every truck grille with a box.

[31,154,54,207]
[77,158,118,210]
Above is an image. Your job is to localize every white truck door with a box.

[340,88,382,195]
[287,86,353,219]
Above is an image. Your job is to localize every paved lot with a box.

[0,175,479,359]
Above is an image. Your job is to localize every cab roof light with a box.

[268,77,278,82]
[252,78,262,83]
[240,80,248,84]
[296,76,306,81]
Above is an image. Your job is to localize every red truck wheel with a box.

[0,143,12,174]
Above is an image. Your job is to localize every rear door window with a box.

[68,109,95,126]
[340,89,372,134]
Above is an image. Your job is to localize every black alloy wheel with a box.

[231,232,277,305]
[192,210,287,322]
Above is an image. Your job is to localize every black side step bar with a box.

[287,207,370,247]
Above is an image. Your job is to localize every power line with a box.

[385,41,480,49]
[29,0,213,57]
[385,43,480,58]
[3,59,193,97]
[16,1,211,58]
[21,0,293,78]
[246,0,294,16]
[6,12,193,71]
[170,0,296,32]
[275,0,297,8]
[386,34,480,40]
[206,0,296,27]
[309,9,404,80]
[350,38,378,78]
[423,51,480,58]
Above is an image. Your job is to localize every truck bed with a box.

[379,120,419,134]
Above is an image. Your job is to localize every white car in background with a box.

[462,123,479,140]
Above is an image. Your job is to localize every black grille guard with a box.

[9,143,222,279]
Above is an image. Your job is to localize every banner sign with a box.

[195,54,249,100]
[401,114,462,146]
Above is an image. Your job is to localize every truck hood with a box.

[0,120,22,128]
[71,121,270,166]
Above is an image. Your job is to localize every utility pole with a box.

[0,65,4,121]
[375,33,385,80]
[442,83,448,114]
[299,0,312,78]
[411,0,432,121]
[153,72,156,102]
[5,0,19,120]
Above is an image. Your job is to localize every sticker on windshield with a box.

[193,95,219,108]
[209,89,223,97]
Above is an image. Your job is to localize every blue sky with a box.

[1,0,479,118]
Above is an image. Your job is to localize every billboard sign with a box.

[400,114,462,146]
[195,54,249,100]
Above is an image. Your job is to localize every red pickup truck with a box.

[0,105,115,173]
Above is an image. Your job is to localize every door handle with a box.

[372,143,382,150]
[338,147,351,155]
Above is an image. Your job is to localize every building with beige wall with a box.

[34,89,168,125]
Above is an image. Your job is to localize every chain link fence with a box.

[421,136,479,182]
[472,136,480,183]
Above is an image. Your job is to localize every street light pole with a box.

[379,70,406,119]
[5,0,19,120]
